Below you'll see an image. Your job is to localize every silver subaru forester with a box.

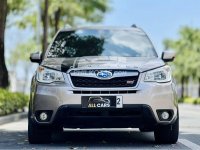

[29,26,178,144]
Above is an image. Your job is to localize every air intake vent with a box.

[73,90,137,94]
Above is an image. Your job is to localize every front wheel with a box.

[154,116,179,144]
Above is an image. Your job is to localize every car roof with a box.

[59,25,144,33]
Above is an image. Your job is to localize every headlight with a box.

[36,66,65,83]
[144,66,171,83]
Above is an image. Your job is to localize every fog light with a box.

[39,112,48,121]
[161,111,169,120]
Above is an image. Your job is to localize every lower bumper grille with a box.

[63,108,142,117]
[52,105,157,128]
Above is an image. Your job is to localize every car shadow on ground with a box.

[0,129,190,149]
[52,131,154,147]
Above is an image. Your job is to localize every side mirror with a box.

[162,50,176,62]
[30,52,41,63]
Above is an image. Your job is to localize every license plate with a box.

[81,96,123,108]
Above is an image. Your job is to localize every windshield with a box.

[47,29,157,58]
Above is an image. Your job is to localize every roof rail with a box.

[131,24,137,28]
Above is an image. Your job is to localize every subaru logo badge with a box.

[97,71,112,79]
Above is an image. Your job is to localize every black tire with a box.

[154,116,179,144]
[28,110,52,144]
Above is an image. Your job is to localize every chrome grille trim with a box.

[70,69,139,79]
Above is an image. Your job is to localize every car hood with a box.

[41,56,165,72]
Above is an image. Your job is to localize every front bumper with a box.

[30,77,178,127]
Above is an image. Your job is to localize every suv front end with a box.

[28,26,178,144]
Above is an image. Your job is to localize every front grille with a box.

[73,90,137,94]
[70,76,139,88]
